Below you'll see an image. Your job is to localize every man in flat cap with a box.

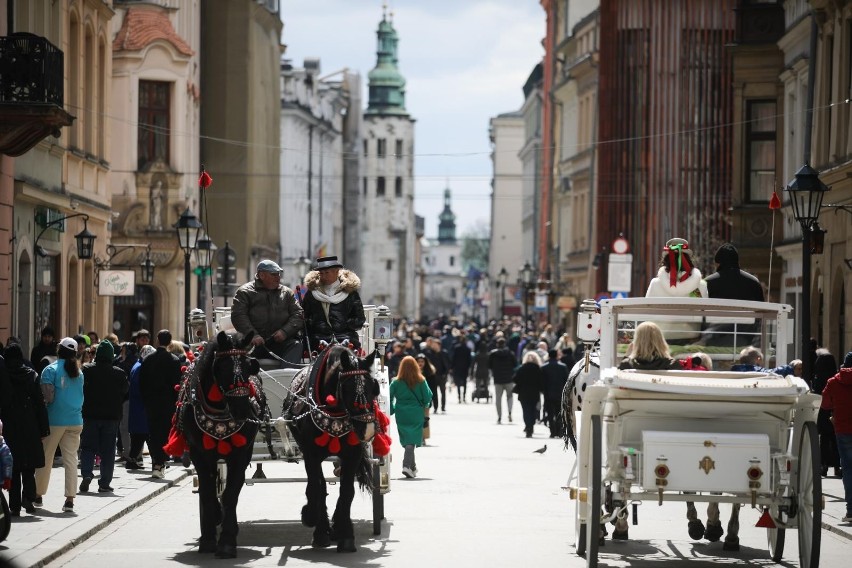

[301,255,366,351]
[232,259,304,365]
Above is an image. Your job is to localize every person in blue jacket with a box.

[389,356,433,479]
[35,337,84,513]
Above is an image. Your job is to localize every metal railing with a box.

[0,33,64,106]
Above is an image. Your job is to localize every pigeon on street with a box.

[533,444,547,454]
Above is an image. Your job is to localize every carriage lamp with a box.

[372,305,393,370]
[654,461,669,505]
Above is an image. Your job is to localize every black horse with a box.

[169,331,265,558]
[285,344,380,552]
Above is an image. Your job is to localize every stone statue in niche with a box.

[149,181,163,230]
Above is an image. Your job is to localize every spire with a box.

[366,6,407,116]
[438,187,457,244]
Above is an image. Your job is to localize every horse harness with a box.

[286,348,376,453]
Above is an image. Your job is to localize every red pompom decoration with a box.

[347,431,360,446]
[198,345,204,352]
[174,384,181,392]
[217,440,232,455]
[314,431,331,447]
[372,432,391,457]
[325,395,337,407]
[375,407,390,429]
[163,427,187,457]
[202,434,216,450]
[186,351,195,362]
[328,436,341,454]
[207,384,224,402]
[231,432,247,447]
[180,365,188,373]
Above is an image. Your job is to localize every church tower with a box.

[360,6,418,316]
[437,187,457,244]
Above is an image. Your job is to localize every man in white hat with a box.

[301,255,366,351]
[232,259,304,365]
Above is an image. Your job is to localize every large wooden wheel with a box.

[796,422,821,568]
[585,414,602,568]
[766,505,786,561]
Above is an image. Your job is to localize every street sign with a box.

[216,266,237,284]
[611,291,629,299]
[216,246,236,266]
[98,270,135,296]
[607,253,633,293]
[534,291,548,312]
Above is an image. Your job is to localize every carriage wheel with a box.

[796,422,821,568]
[766,507,786,561]
[585,414,602,568]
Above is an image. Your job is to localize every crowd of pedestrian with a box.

[0,325,187,516]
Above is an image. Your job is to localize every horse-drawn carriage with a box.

[565,297,821,568]
[177,304,393,556]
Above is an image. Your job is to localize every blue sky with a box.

[280,0,544,239]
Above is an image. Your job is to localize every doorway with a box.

[112,285,155,342]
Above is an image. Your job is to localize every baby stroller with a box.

[470,376,492,403]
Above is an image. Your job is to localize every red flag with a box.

[769,190,781,210]
[198,170,213,189]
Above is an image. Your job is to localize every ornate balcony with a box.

[0,33,74,157]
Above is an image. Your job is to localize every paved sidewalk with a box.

[822,473,852,541]
[0,459,192,568]
[0,459,848,567]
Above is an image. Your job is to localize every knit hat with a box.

[95,339,114,363]
[842,351,852,369]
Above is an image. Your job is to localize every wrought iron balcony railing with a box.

[0,33,64,106]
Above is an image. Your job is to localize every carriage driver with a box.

[231,259,304,365]
[301,255,366,352]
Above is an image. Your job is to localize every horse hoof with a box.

[337,538,357,553]
[612,529,629,540]
[215,544,237,558]
[704,522,724,542]
[301,504,317,528]
[312,531,332,548]
[329,524,341,542]
[722,538,739,552]
[688,520,706,540]
[198,539,216,554]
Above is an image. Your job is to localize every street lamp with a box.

[94,243,156,285]
[497,267,508,318]
[195,232,217,310]
[519,262,535,330]
[293,256,311,288]
[174,207,202,343]
[785,163,829,382]
[35,212,97,260]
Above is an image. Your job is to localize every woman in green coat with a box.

[390,355,433,478]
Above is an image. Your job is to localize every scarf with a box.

[311,279,349,323]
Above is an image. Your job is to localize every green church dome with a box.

[366,10,408,116]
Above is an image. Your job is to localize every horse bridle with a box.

[335,368,376,424]
[214,348,253,398]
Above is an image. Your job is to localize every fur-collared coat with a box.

[301,269,366,347]
[645,266,708,341]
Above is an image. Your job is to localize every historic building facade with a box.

[279,58,354,286]
[108,0,202,339]
[359,12,417,316]
[488,111,525,320]
[422,189,464,321]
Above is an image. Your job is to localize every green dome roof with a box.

[366,14,407,116]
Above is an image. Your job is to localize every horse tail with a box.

[561,354,599,453]
[355,444,374,494]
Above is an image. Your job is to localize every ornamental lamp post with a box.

[498,266,508,318]
[195,233,217,310]
[174,208,203,343]
[519,262,535,331]
[784,163,829,383]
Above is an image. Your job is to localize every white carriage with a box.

[196,304,393,535]
[568,297,821,568]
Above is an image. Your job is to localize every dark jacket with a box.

[618,357,680,370]
[451,341,472,383]
[139,347,182,415]
[301,269,365,346]
[705,267,764,301]
[82,361,129,421]
[425,347,451,382]
[512,362,543,402]
[232,278,304,341]
[541,359,569,401]
[488,347,517,384]
[1,359,49,470]
[30,341,57,374]
[471,349,490,384]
